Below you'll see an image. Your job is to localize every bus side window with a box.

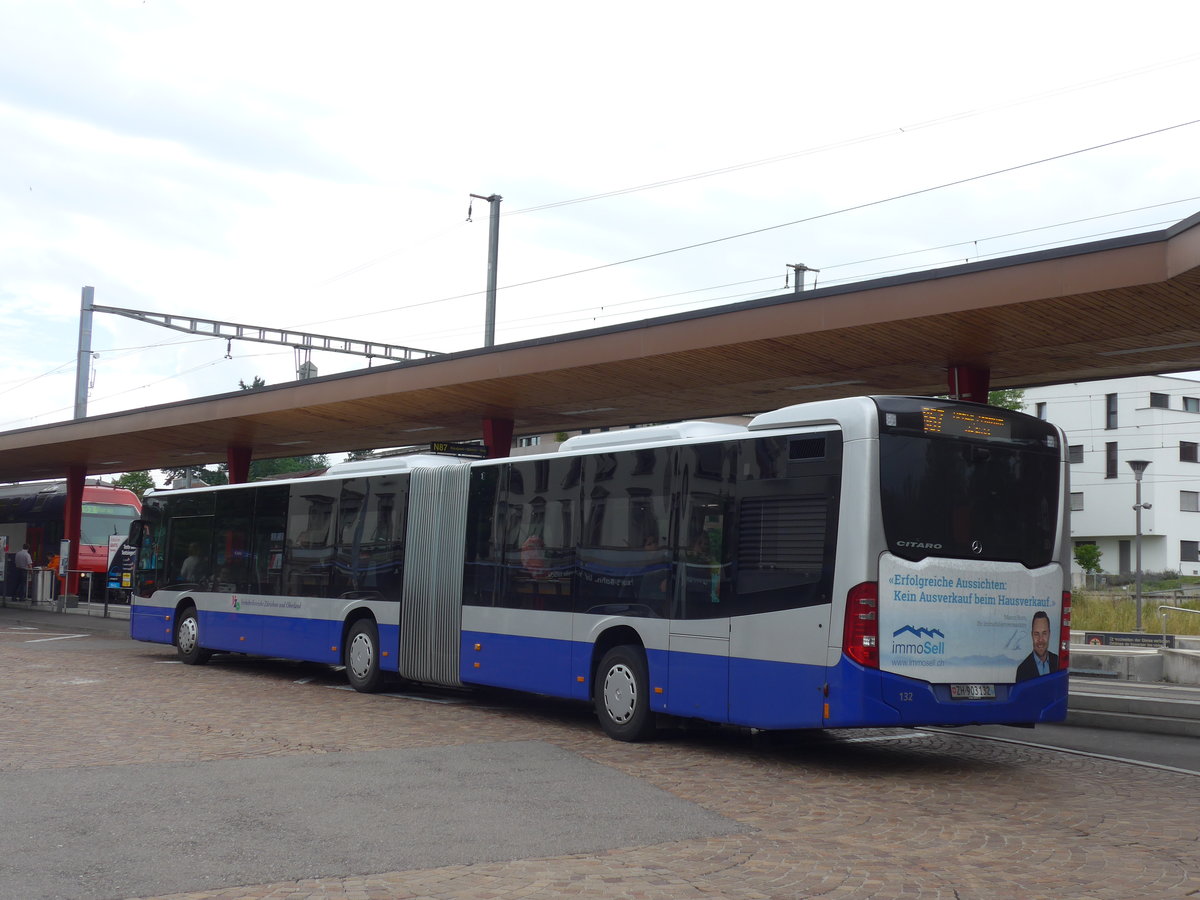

[678,442,736,620]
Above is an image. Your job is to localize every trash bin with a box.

[32,567,54,606]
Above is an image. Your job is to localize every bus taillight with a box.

[1060,590,1072,669]
[843,582,879,668]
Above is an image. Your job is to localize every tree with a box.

[247,454,329,481]
[239,376,267,390]
[112,470,156,498]
[936,389,1026,410]
[159,465,228,487]
[1074,543,1103,575]
[987,389,1026,411]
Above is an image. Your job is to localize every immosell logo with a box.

[891,624,945,655]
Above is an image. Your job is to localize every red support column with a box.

[64,465,85,600]
[482,417,514,459]
[227,445,252,485]
[946,365,991,404]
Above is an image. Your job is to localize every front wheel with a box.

[175,606,212,665]
[594,645,656,742]
[345,619,384,693]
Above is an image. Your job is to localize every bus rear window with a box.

[875,399,1061,568]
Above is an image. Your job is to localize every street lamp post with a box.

[1127,459,1152,632]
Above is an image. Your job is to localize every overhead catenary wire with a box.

[293,118,1200,339]
[66,193,1200,387]
[370,203,1199,349]
[502,53,1200,217]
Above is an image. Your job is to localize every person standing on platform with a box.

[13,543,33,602]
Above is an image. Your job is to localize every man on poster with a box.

[1016,610,1059,681]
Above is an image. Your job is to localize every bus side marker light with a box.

[474,661,481,668]
[824,702,830,719]
[577,676,585,683]
[654,686,663,694]
[474,643,482,651]
[382,651,389,658]
[239,636,246,642]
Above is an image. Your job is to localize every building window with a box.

[516,436,541,448]
[1150,392,1169,409]
[1105,393,1118,429]
[1068,444,1084,464]
[1186,397,1200,413]
[1183,541,1200,563]
[1105,442,1118,479]
[1035,402,1047,420]
[1183,441,1199,463]
[1070,492,1084,511]
[1184,491,1200,513]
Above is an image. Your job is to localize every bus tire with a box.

[175,606,212,665]
[345,619,383,693]
[594,645,656,742]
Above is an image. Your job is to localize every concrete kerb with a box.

[1067,679,1200,738]
[1070,646,1165,682]
[1163,647,1200,684]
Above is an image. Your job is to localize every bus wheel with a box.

[345,619,383,693]
[175,606,212,665]
[594,645,656,742]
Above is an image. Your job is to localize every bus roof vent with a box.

[559,421,746,452]
[324,454,471,477]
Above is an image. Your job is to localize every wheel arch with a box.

[341,607,378,665]
[172,596,200,644]
[589,624,646,692]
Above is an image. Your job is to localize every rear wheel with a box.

[175,606,212,665]
[594,645,656,742]
[345,618,383,693]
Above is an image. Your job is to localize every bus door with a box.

[727,434,841,729]
[666,444,735,723]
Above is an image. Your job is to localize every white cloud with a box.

[0,0,1198,433]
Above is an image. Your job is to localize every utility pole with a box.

[75,286,95,419]
[470,193,502,346]
[788,264,819,293]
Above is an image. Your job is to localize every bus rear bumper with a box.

[824,660,1068,727]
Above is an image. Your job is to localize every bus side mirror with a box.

[127,520,146,549]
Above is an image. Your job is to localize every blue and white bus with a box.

[129,396,1071,741]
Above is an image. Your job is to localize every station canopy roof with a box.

[1,211,1198,483]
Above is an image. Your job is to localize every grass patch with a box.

[1072,591,1200,635]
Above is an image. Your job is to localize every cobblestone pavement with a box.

[1,619,1197,900]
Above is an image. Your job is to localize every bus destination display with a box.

[921,406,1011,440]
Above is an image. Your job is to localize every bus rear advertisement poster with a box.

[879,554,1063,683]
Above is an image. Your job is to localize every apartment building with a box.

[1022,375,1200,578]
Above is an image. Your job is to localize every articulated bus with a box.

[128,396,1070,741]
[0,481,142,594]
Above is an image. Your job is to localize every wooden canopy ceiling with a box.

[2,211,1199,483]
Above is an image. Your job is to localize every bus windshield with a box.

[81,502,141,545]
[876,398,1061,568]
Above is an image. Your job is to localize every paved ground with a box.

[1,607,1198,900]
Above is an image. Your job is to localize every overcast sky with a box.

[2,0,1198,441]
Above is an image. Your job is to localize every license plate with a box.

[950,683,995,699]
